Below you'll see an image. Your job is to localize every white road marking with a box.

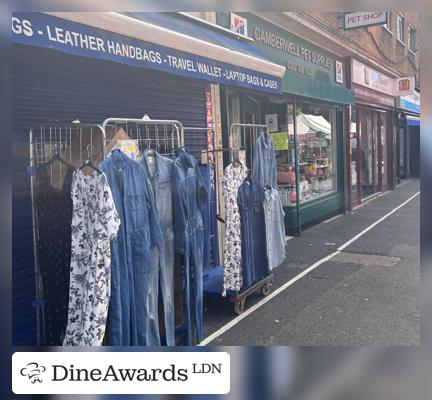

[199,190,420,346]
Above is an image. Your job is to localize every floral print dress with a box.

[63,170,120,346]
[222,163,246,296]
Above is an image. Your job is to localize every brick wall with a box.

[298,12,420,87]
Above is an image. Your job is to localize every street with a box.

[203,179,420,345]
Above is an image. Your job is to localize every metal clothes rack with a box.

[29,122,106,345]
[102,115,184,156]
[229,123,268,168]
[202,122,273,315]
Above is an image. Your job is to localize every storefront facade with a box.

[395,91,420,180]
[346,58,396,209]
[216,12,355,234]
[12,12,285,345]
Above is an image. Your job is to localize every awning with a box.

[296,114,331,138]
[283,71,355,105]
[407,116,420,127]
[29,12,285,94]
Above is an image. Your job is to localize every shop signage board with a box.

[230,13,248,36]
[344,12,388,30]
[351,58,394,96]
[226,13,355,104]
[396,91,420,114]
[12,12,281,94]
[351,84,395,107]
[394,76,415,96]
[239,13,343,85]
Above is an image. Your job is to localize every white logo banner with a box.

[13,352,230,394]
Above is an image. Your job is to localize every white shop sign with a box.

[344,12,388,30]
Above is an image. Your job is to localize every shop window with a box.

[397,14,404,44]
[274,103,337,206]
[408,25,417,53]
[383,13,392,33]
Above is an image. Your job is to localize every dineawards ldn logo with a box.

[20,362,47,383]
[12,352,230,395]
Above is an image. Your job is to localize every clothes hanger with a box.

[79,144,102,174]
[42,144,74,169]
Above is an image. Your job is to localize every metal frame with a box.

[229,123,268,167]
[29,122,105,345]
[102,116,184,155]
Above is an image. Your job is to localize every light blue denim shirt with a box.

[263,187,286,270]
[252,132,277,189]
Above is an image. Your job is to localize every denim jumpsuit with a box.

[141,150,175,346]
[237,179,269,288]
[99,150,163,346]
[172,148,207,345]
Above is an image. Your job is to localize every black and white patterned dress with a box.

[222,163,246,296]
[63,170,120,346]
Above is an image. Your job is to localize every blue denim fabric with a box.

[140,150,175,346]
[263,187,286,270]
[99,150,163,346]
[237,179,269,288]
[198,164,212,272]
[252,132,277,189]
[172,148,206,344]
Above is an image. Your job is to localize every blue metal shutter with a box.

[12,44,207,345]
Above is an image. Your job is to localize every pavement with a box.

[203,179,420,345]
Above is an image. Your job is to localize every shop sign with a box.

[395,76,415,96]
[351,84,394,107]
[230,13,247,36]
[253,26,333,70]
[335,60,344,84]
[270,132,289,151]
[351,58,394,97]
[12,12,281,94]
[344,12,388,30]
[396,91,420,114]
[265,113,278,132]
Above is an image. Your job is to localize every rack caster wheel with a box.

[234,299,245,315]
[261,283,271,296]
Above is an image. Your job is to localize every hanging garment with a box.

[237,179,269,288]
[263,187,286,270]
[34,164,74,345]
[221,162,246,296]
[141,150,175,346]
[198,164,212,273]
[252,132,277,189]
[63,170,120,346]
[99,150,163,346]
[172,148,207,345]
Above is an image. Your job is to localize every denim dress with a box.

[99,150,163,346]
[172,148,207,345]
[237,179,269,288]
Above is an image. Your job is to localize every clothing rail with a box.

[229,123,268,168]
[29,122,106,345]
[102,116,184,156]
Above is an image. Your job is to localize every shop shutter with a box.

[12,44,207,345]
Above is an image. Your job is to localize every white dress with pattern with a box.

[222,163,246,296]
[63,170,120,346]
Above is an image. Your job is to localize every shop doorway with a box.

[351,107,391,205]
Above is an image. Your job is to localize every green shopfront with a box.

[217,13,355,234]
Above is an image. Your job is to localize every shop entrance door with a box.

[357,107,388,203]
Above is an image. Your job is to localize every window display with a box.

[271,103,337,206]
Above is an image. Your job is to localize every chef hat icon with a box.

[20,362,46,383]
